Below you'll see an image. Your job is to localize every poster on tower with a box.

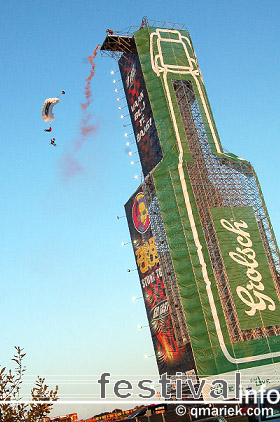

[118,52,163,177]
[211,206,280,330]
[125,187,193,376]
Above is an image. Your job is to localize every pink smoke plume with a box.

[59,44,100,180]
[58,153,83,178]
[80,44,99,134]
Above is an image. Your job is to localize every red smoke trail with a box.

[59,45,100,180]
[81,45,99,110]
[79,44,100,144]
[58,153,83,178]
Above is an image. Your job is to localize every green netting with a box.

[133,26,280,379]
[211,206,280,330]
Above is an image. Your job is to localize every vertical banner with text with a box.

[125,188,192,375]
[119,52,163,177]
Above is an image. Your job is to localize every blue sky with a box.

[1,0,280,419]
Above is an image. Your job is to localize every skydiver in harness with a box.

[44,126,52,132]
[50,138,56,147]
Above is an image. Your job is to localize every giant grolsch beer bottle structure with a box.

[101,21,280,392]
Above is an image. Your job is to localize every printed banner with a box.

[125,188,193,375]
[211,206,280,330]
[119,53,163,177]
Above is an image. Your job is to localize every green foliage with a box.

[0,347,58,422]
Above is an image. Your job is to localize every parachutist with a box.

[42,97,60,122]
[50,138,56,147]
[44,126,52,132]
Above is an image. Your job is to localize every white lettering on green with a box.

[220,218,276,316]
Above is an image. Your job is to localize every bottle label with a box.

[211,206,280,330]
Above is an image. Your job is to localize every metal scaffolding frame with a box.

[100,18,188,61]
[172,78,280,343]
[143,176,191,349]
[101,21,280,363]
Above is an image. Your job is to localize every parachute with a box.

[42,97,60,122]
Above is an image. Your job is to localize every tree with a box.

[0,347,58,421]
